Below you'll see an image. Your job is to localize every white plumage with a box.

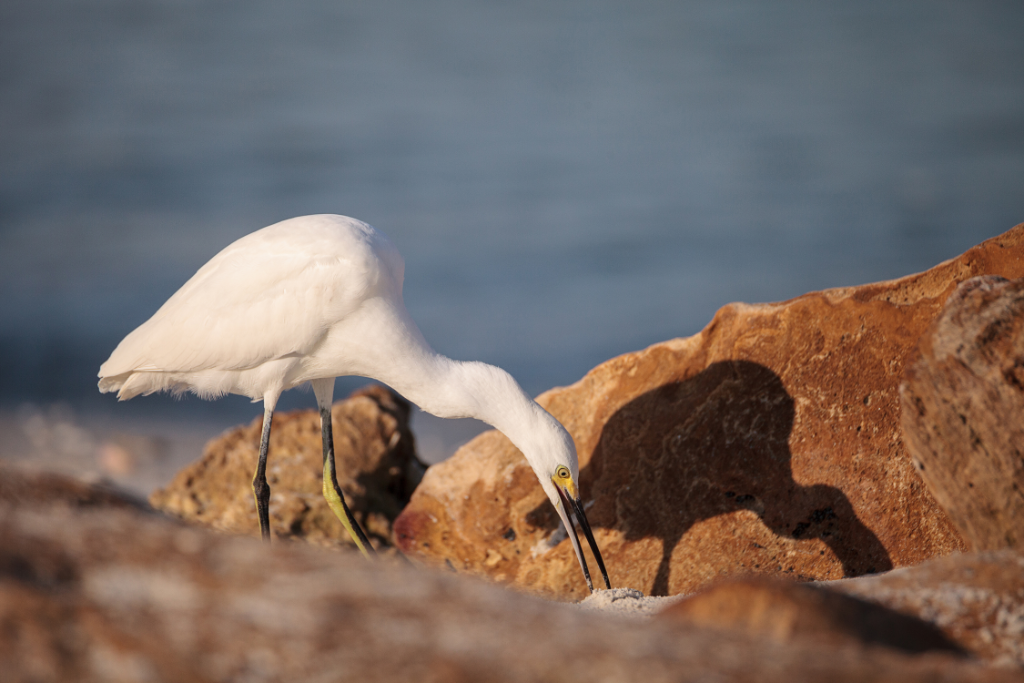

[101,216,401,402]
[99,214,609,590]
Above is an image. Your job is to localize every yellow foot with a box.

[323,459,373,559]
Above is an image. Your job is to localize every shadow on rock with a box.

[577,360,893,596]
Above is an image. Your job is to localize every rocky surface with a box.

[655,550,1024,668]
[658,575,965,656]
[396,224,1024,600]
[827,550,1024,669]
[150,385,424,548]
[901,275,1024,551]
[1,466,1018,683]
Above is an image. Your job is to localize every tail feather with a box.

[97,374,125,395]
[97,372,148,401]
[98,368,241,402]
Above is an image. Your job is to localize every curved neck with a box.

[335,297,557,461]
[391,353,548,456]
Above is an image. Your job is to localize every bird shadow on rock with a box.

[565,360,893,596]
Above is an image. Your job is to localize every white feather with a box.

[98,214,606,588]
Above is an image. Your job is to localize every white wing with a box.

[99,215,398,388]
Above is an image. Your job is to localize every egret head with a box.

[448,361,611,592]
[530,418,611,594]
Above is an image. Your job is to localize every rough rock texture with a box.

[827,551,1024,669]
[151,385,424,548]
[901,275,1024,551]
[1,469,1018,683]
[396,224,1024,600]
[659,575,964,656]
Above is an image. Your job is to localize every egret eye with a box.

[557,466,570,479]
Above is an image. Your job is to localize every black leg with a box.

[251,408,273,542]
[320,405,376,557]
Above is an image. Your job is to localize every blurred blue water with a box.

[1,0,1022,424]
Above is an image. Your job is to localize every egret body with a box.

[99,215,610,590]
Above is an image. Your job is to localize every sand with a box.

[576,587,685,617]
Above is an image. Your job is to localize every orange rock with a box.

[901,275,1024,551]
[396,224,1024,601]
[151,385,423,548]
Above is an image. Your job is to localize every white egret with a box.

[98,215,610,590]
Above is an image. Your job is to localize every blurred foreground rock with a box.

[150,385,424,548]
[901,275,1024,551]
[1,466,1018,683]
[0,463,151,511]
[828,551,1024,669]
[660,551,1024,668]
[396,223,1024,600]
[659,576,965,657]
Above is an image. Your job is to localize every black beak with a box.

[555,485,611,592]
